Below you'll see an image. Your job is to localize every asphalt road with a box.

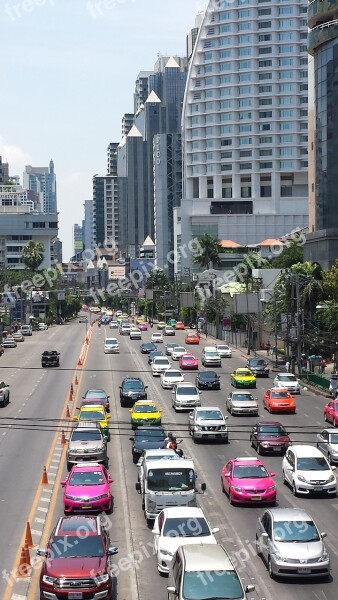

[2,320,338,600]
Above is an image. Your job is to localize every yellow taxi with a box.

[136,316,146,324]
[74,405,111,440]
[157,321,166,330]
[129,400,162,429]
[231,368,256,389]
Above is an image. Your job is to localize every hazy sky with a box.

[0,0,206,260]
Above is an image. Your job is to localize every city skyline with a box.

[0,0,202,260]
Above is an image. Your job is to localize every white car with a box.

[152,356,171,376]
[130,328,142,340]
[274,373,301,394]
[153,507,219,574]
[282,445,337,496]
[109,320,119,329]
[116,310,122,317]
[21,325,32,336]
[172,382,201,411]
[38,323,48,330]
[201,349,221,367]
[161,369,185,389]
[12,331,24,342]
[188,407,228,443]
[226,392,259,416]
[172,346,187,361]
[164,326,175,336]
[215,344,232,358]
[151,332,163,343]
[104,337,120,354]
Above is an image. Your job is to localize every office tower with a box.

[23,160,57,213]
[83,199,95,253]
[305,3,338,268]
[122,113,134,137]
[73,223,83,258]
[134,71,152,114]
[0,157,9,184]
[93,175,119,250]
[178,0,309,274]
[107,143,118,176]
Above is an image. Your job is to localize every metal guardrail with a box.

[301,370,330,391]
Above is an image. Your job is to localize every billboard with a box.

[109,266,126,280]
[31,290,49,302]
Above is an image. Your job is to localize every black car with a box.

[120,377,148,407]
[140,342,157,354]
[246,358,270,377]
[130,426,166,463]
[195,370,220,390]
[148,350,163,365]
[41,350,60,367]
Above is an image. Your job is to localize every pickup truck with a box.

[41,350,60,367]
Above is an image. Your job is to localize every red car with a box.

[324,400,338,426]
[185,332,200,345]
[263,388,296,413]
[221,456,276,505]
[38,515,118,600]
[179,354,199,370]
[175,321,185,330]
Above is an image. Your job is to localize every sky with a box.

[0,0,207,260]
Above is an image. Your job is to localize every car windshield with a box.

[236,370,251,376]
[86,391,106,399]
[250,359,265,366]
[183,570,243,600]
[147,468,195,491]
[79,410,105,421]
[218,346,229,350]
[233,465,269,479]
[69,470,105,486]
[154,359,170,365]
[206,352,219,357]
[258,426,286,436]
[105,339,118,345]
[124,381,143,390]
[200,372,217,379]
[297,457,330,471]
[50,535,105,558]
[177,387,198,396]
[197,410,223,420]
[163,517,210,537]
[174,347,185,352]
[135,430,165,442]
[271,391,291,398]
[165,372,181,378]
[183,357,195,361]
[273,520,320,543]
[330,434,338,443]
[233,394,254,401]
[71,431,101,441]
[278,375,297,382]
[134,405,157,413]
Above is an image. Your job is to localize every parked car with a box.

[282,445,337,496]
[129,400,162,428]
[104,337,119,354]
[263,388,296,413]
[273,373,301,393]
[38,322,48,330]
[189,407,228,443]
[160,369,184,389]
[317,428,338,464]
[256,508,330,579]
[37,516,118,599]
[172,382,201,412]
[0,381,10,406]
[82,389,110,412]
[66,422,108,470]
[21,325,32,336]
[247,357,269,377]
[12,331,24,342]
[120,377,148,407]
[130,426,166,463]
[153,507,219,574]
[195,370,220,390]
[167,544,254,600]
[61,463,113,513]
[179,354,198,370]
[226,391,259,416]
[3,336,17,348]
[221,456,276,505]
[250,421,291,455]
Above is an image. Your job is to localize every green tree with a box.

[145,268,170,291]
[21,241,44,271]
[234,253,271,290]
[272,240,304,268]
[193,234,221,269]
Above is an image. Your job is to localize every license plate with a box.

[251,495,262,500]
[298,567,311,574]
[273,447,281,452]
[314,486,323,491]
[82,505,92,509]
[68,594,83,600]
[207,434,216,438]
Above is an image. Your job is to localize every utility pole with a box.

[295,274,303,378]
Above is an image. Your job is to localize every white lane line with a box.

[40,497,51,503]
[34,517,45,524]
[31,529,43,536]
[331,504,338,510]
[11,594,28,599]
[50,459,59,464]
[48,465,58,470]
[37,507,48,513]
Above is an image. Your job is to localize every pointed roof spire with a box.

[142,235,155,247]
[127,124,143,138]
[145,90,162,104]
[165,56,180,68]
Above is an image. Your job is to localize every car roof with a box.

[182,354,196,359]
[80,405,105,411]
[176,382,197,387]
[56,516,100,535]
[179,544,234,572]
[146,458,194,469]
[123,377,143,383]
[198,370,217,376]
[133,400,157,406]
[256,420,283,426]
[85,389,106,394]
[289,445,325,456]
[322,428,338,434]
[161,507,205,519]
[71,463,104,471]
[232,456,263,465]
[269,387,290,392]
[144,449,177,457]
[267,508,314,523]
[196,406,222,412]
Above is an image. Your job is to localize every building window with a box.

[280,147,294,156]
[259,149,272,156]
[221,151,232,159]
[258,21,271,29]
[205,65,213,73]
[239,85,251,95]
[279,83,294,92]
[221,139,232,146]
[239,98,252,107]
[259,72,272,80]
[258,8,271,15]
[220,11,231,20]
[259,98,272,106]
[239,150,252,157]
[220,100,231,108]
[220,24,231,32]
[239,137,252,145]
[220,49,231,58]
[239,73,251,81]
[278,6,293,14]
[239,163,252,170]
[220,113,231,121]
[238,9,251,18]
[239,124,252,132]
[238,22,251,30]
[259,47,272,54]
[239,35,251,44]
[259,136,272,143]
[221,125,233,133]
[259,111,272,118]
[259,85,272,93]
[221,164,232,171]
[259,59,272,67]
[279,97,294,105]
[239,47,251,56]
[220,63,232,71]
[260,175,271,197]
[259,123,271,131]
[280,122,293,130]
[260,162,273,169]
[279,19,293,28]
[222,177,232,198]
[239,111,252,120]
[238,60,251,69]
[280,135,294,143]
[259,34,271,41]
[281,174,293,196]
[279,32,293,41]
[33,222,46,228]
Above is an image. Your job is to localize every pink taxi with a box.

[324,399,338,426]
[221,456,276,505]
[61,463,113,514]
[138,322,149,331]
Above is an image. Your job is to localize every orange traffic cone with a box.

[16,545,30,578]
[68,389,73,402]
[61,430,66,445]
[70,383,74,396]
[66,406,71,419]
[25,521,34,548]
[77,357,82,366]
[75,375,78,385]
[41,466,49,485]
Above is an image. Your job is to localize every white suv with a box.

[130,328,142,340]
[282,445,337,496]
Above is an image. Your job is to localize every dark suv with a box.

[246,358,269,377]
[119,377,148,407]
[38,515,118,600]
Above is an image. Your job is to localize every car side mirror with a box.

[270,472,276,477]
[129,409,132,413]
[167,587,176,594]
[211,527,220,534]
[321,532,327,538]
[108,546,119,556]
[73,416,78,421]
[152,527,160,535]
[107,395,110,399]
[129,437,133,441]
[135,482,141,492]
[200,482,206,493]
[224,415,228,420]
[60,480,67,487]
[145,386,148,389]
[245,585,255,593]
[36,547,47,557]
[331,465,336,471]
[261,532,268,539]
[223,472,230,478]
[108,477,114,484]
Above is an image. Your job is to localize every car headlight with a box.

[147,499,156,511]
[297,475,307,483]
[94,573,109,585]
[268,485,276,492]
[43,575,57,585]
[90,493,109,501]
[159,548,174,557]
[272,551,287,562]
[262,442,271,448]
[318,551,329,563]
[65,494,80,500]
[220,426,227,431]
[327,474,336,483]
[232,486,242,492]
[194,425,201,431]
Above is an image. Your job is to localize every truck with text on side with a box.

[135,457,206,523]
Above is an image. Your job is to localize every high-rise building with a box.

[121,113,134,138]
[73,223,83,258]
[0,157,9,184]
[107,143,118,176]
[93,175,119,251]
[51,237,62,264]
[134,71,152,114]
[178,0,309,274]
[305,3,338,268]
[23,160,57,213]
[83,199,94,254]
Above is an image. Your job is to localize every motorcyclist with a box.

[98,320,101,328]
[329,374,338,397]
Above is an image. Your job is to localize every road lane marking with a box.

[37,507,48,513]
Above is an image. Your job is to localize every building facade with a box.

[83,199,94,254]
[0,157,9,184]
[23,160,57,213]
[178,0,309,274]
[93,175,119,251]
[305,0,338,268]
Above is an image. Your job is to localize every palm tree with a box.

[193,234,221,269]
[21,241,44,271]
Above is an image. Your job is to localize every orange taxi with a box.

[185,332,200,345]
[175,321,185,330]
[263,388,296,414]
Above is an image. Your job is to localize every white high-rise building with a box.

[178,0,309,274]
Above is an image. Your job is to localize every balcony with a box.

[308,0,338,29]
[308,19,338,55]
[210,201,253,215]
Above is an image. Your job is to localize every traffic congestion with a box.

[1,310,338,600]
